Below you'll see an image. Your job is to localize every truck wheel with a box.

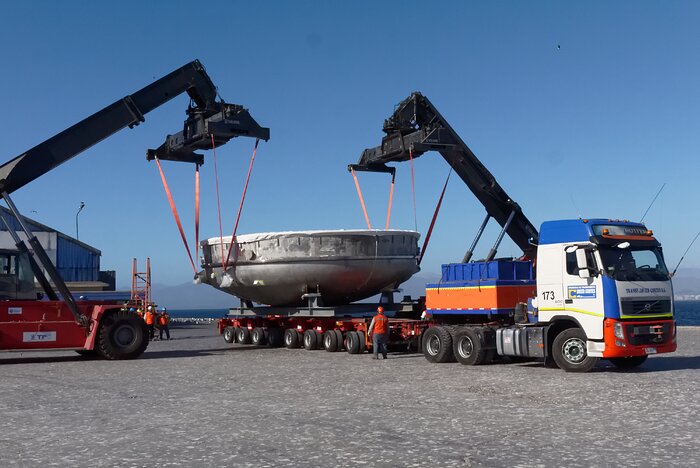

[223,327,235,344]
[422,326,454,363]
[609,355,648,369]
[236,327,251,345]
[251,327,267,345]
[267,328,283,347]
[453,328,488,365]
[284,329,300,348]
[357,331,366,353]
[346,331,360,354]
[97,310,148,360]
[323,330,338,352]
[303,329,319,350]
[552,328,599,372]
[334,330,344,351]
[233,327,241,343]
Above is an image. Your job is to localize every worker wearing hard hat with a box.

[158,308,171,340]
[367,306,389,359]
[144,306,156,340]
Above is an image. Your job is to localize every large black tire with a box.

[223,327,235,344]
[357,331,366,353]
[346,331,361,354]
[422,326,454,363]
[97,310,149,360]
[453,327,488,366]
[609,355,648,369]
[284,328,300,348]
[266,328,283,347]
[233,327,241,343]
[323,330,339,352]
[552,328,599,372]
[303,329,319,350]
[236,327,251,344]
[334,330,344,351]
[251,327,267,346]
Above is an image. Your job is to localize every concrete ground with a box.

[0,325,698,468]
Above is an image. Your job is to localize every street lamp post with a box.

[75,202,85,240]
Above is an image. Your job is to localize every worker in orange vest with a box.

[157,308,171,340]
[144,306,156,340]
[368,306,389,359]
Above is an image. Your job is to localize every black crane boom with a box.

[351,92,538,260]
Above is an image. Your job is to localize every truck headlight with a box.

[614,322,624,339]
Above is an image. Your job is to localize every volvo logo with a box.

[643,303,652,311]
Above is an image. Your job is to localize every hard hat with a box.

[147,306,152,311]
[129,308,135,312]
[163,307,167,311]
[377,306,384,313]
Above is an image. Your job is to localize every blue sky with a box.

[1,1,699,286]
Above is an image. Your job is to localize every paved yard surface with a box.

[1,325,698,467]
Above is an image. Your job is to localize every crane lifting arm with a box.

[0,59,269,326]
[0,59,269,196]
[350,92,538,260]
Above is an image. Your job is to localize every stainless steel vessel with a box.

[197,229,420,306]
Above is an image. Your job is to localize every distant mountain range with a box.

[141,268,700,309]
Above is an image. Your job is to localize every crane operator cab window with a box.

[0,250,36,300]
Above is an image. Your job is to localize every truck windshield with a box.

[598,246,669,282]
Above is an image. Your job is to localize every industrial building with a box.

[0,206,115,292]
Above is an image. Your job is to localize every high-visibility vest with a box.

[145,312,155,325]
[373,314,389,335]
[158,314,169,326]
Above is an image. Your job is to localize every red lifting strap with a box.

[224,139,260,268]
[194,164,200,265]
[211,135,226,270]
[351,168,372,229]
[419,169,452,266]
[409,147,417,231]
[154,157,197,274]
[385,171,395,230]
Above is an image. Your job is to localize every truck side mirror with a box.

[576,249,591,278]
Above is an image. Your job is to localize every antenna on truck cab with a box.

[640,182,666,223]
[671,230,700,277]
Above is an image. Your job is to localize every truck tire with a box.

[267,327,283,347]
[552,328,599,372]
[223,327,235,344]
[453,327,488,365]
[97,310,149,360]
[609,355,648,369]
[357,331,366,353]
[346,331,360,354]
[303,329,319,350]
[334,330,344,351]
[324,330,338,352]
[236,327,251,344]
[251,327,267,346]
[233,327,241,343]
[422,326,454,363]
[284,328,300,348]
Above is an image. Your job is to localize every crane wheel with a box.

[97,310,149,360]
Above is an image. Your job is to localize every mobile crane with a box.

[0,60,269,359]
[352,92,676,372]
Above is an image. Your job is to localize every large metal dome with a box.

[197,229,420,306]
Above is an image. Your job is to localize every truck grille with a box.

[625,322,672,346]
[620,299,671,316]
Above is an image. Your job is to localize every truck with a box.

[0,60,269,359]
[219,92,676,372]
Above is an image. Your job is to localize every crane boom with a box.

[351,92,538,260]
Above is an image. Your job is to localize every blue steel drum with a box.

[197,229,420,306]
